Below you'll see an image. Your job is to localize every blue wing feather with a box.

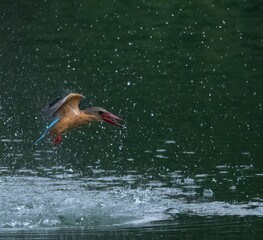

[34,117,62,145]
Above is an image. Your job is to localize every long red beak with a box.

[101,112,125,128]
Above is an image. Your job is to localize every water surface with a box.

[0,0,263,239]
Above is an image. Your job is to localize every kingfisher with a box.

[34,93,125,145]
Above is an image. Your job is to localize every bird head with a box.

[85,107,125,128]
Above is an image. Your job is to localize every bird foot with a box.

[53,134,62,145]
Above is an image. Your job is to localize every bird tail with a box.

[34,117,62,145]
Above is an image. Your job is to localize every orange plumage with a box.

[35,93,124,145]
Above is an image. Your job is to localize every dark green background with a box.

[0,0,262,239]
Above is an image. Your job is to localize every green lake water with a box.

[0,0,262,239]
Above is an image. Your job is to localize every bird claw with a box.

[53,134,62,145]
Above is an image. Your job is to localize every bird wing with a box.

[44,93,85,119]
[34,116,62,144]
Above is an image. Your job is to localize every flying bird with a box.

[34,93,125,145]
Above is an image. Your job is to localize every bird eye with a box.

[98,111,104,115]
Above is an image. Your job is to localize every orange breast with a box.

[50,112,96,134]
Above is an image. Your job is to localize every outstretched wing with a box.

[44,93,85,119]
